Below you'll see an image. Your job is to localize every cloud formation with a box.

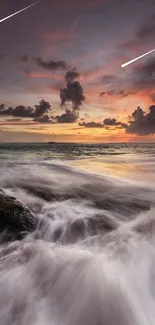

[137,14,155,42]
[0,100,51,119]
[65,69,80,83]
[33,115,54,123]
[126,105,155,135]
[79,121,104,128]
[33,100,51,117]
[79,118,127,129]
[99,73,136,98]
[60,68,85,109]
[100,90,135,98]
[56,109,79,123]
[19,55,69,72]
[0,105,33,118]
[0,68,85,125]
[103,118,127,128]
[101,75,116,85]
[119,14,155,50]
[132,58,155,91]
[35,58,69,71]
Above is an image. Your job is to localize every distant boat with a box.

[47,142,56,144]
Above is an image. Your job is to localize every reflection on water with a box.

[70,154,155,186]
[1,142,155,185]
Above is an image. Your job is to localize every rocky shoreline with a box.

[0,188,118,244]
[1,187,153,246]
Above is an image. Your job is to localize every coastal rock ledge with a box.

[0,189,37,242]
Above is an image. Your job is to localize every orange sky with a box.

[0,0,155,142]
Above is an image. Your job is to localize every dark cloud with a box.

[0,104,5,111]
[103,118,118,126]
[53,68,85,123]
[33,115,54,123]
[132,58,155,91]
[100,75,120,97]
[100,92,106,96]
[126,105,155,135]
[100,89,136,98]
[21,68,84,125]
[34,100,51,117]
[104,118,118,125]
[60,81,85,109]
[0,100,51,119]
[35,58,69,70]
[101,75,116,84]
[0,105,34,118]
[119,14,155,50]
[65,68,80,83]
[79,121,104,128]
[0,67,85,125]
[100,75,136,98]
[60,81,85,108]
[19,55,69,72]
[60,68,85,109]
[137,14,155,41]
[79,117,127,129]
[103,118,127,128]
[56,109,79,123]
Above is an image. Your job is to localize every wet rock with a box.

[0,189,38,242]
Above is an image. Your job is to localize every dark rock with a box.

[0,189,38,242]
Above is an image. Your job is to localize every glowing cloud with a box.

[121,48,155,68]
[0,0,43,24]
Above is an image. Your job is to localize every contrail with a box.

[0,0,43,24]
[121,48,155,68]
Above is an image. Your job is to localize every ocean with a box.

[0,142,155,325]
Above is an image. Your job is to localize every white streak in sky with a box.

[0,0,43,24]
[121,48,155,68]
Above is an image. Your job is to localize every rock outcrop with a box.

[0,189,37,242]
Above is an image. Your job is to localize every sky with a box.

[0,0,155,142]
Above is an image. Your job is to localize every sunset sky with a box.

[0,0,155,142]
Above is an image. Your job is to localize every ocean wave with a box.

[0,152,155,324]
[0,221,155,324]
